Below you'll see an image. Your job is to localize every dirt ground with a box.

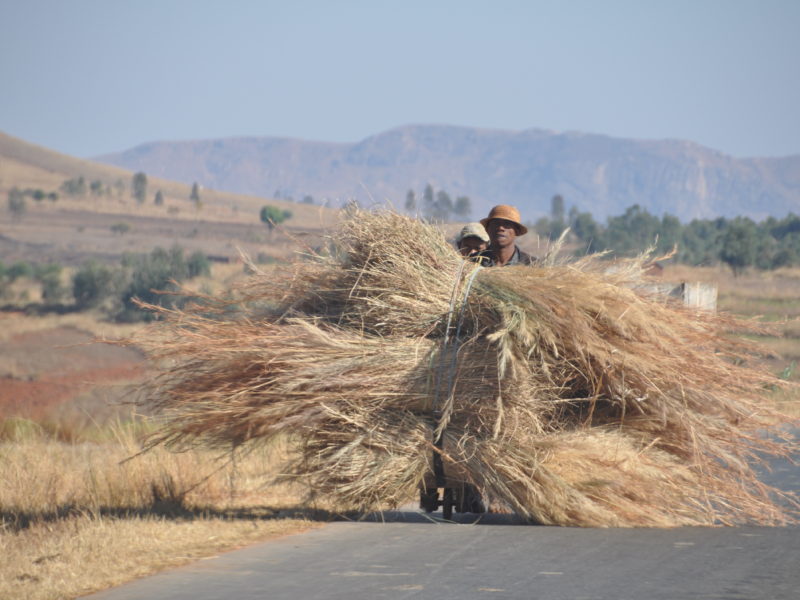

[0,205,327,267]
[0,323,146,422]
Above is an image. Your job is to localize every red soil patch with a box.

[0,326,147,420]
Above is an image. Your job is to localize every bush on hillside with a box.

[60,176,87,196]
[7,261,34,281]
[72,261,118,310]
[259,205,292,230]
[33,263,64,303]
[117,246,205,322]
[8,188,26,218]
[132,172,147,204]
[110,222,130,235]
[187,251,211,278]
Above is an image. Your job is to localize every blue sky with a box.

[1,0,798,158]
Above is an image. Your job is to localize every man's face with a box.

[458,236,488,257]
[486,219,519,249]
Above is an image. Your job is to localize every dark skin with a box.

[458,236,488,257]
[485,218,521,266]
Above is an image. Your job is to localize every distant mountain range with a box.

[95,125,800,222]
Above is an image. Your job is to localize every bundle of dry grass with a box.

[129,209,798,527]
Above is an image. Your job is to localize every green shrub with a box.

[259,205,292,230]
[8,187,26,217]
[33,263,64,303]
[187,251,211,278]
[90,180,105,196]
[117,246,201,321]
[73,261,117,310]
[111,222,130,235]
[132,172,147,204]
[8,261,34,281]
[60,176,87,196]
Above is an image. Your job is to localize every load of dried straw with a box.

[130,210,798,527]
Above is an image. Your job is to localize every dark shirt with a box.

[475,246,536,267]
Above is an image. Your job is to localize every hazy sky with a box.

[1,0,798,158]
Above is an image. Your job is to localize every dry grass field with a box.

[1,424,321,600]
[0,307,327,600]
[0,133,341,599]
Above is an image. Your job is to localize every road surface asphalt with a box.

[86,445,799,600]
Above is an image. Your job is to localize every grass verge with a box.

[0,423,324,600]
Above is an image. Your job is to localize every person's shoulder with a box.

[516,248,538,265]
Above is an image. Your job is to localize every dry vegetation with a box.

[0,424,319,600]
[0,267,322,600]
[0,132,342,599]
[0,310,145,343]
[665,264,800,377]
[129,210,799,528]
[663,264,800,416]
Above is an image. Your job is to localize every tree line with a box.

[535,195,800,274]
[6,172,204,217]
[0,246,210,321]
[405,184,472,222]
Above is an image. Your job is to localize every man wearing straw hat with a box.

[455,222,490,257]
[477,204,537,266]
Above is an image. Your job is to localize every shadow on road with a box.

[357,507,532,525]
[2,502,530,533]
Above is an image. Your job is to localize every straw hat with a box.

[480,205,528,235]
[455,222,490,244]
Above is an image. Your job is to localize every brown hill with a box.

[0,131,337,266]
[96,125,800,222]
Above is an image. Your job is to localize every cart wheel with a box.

[419,488,439,513]
[442,488,454,520]
[461,483,486,514]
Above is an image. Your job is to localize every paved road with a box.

[87,454,799,600]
